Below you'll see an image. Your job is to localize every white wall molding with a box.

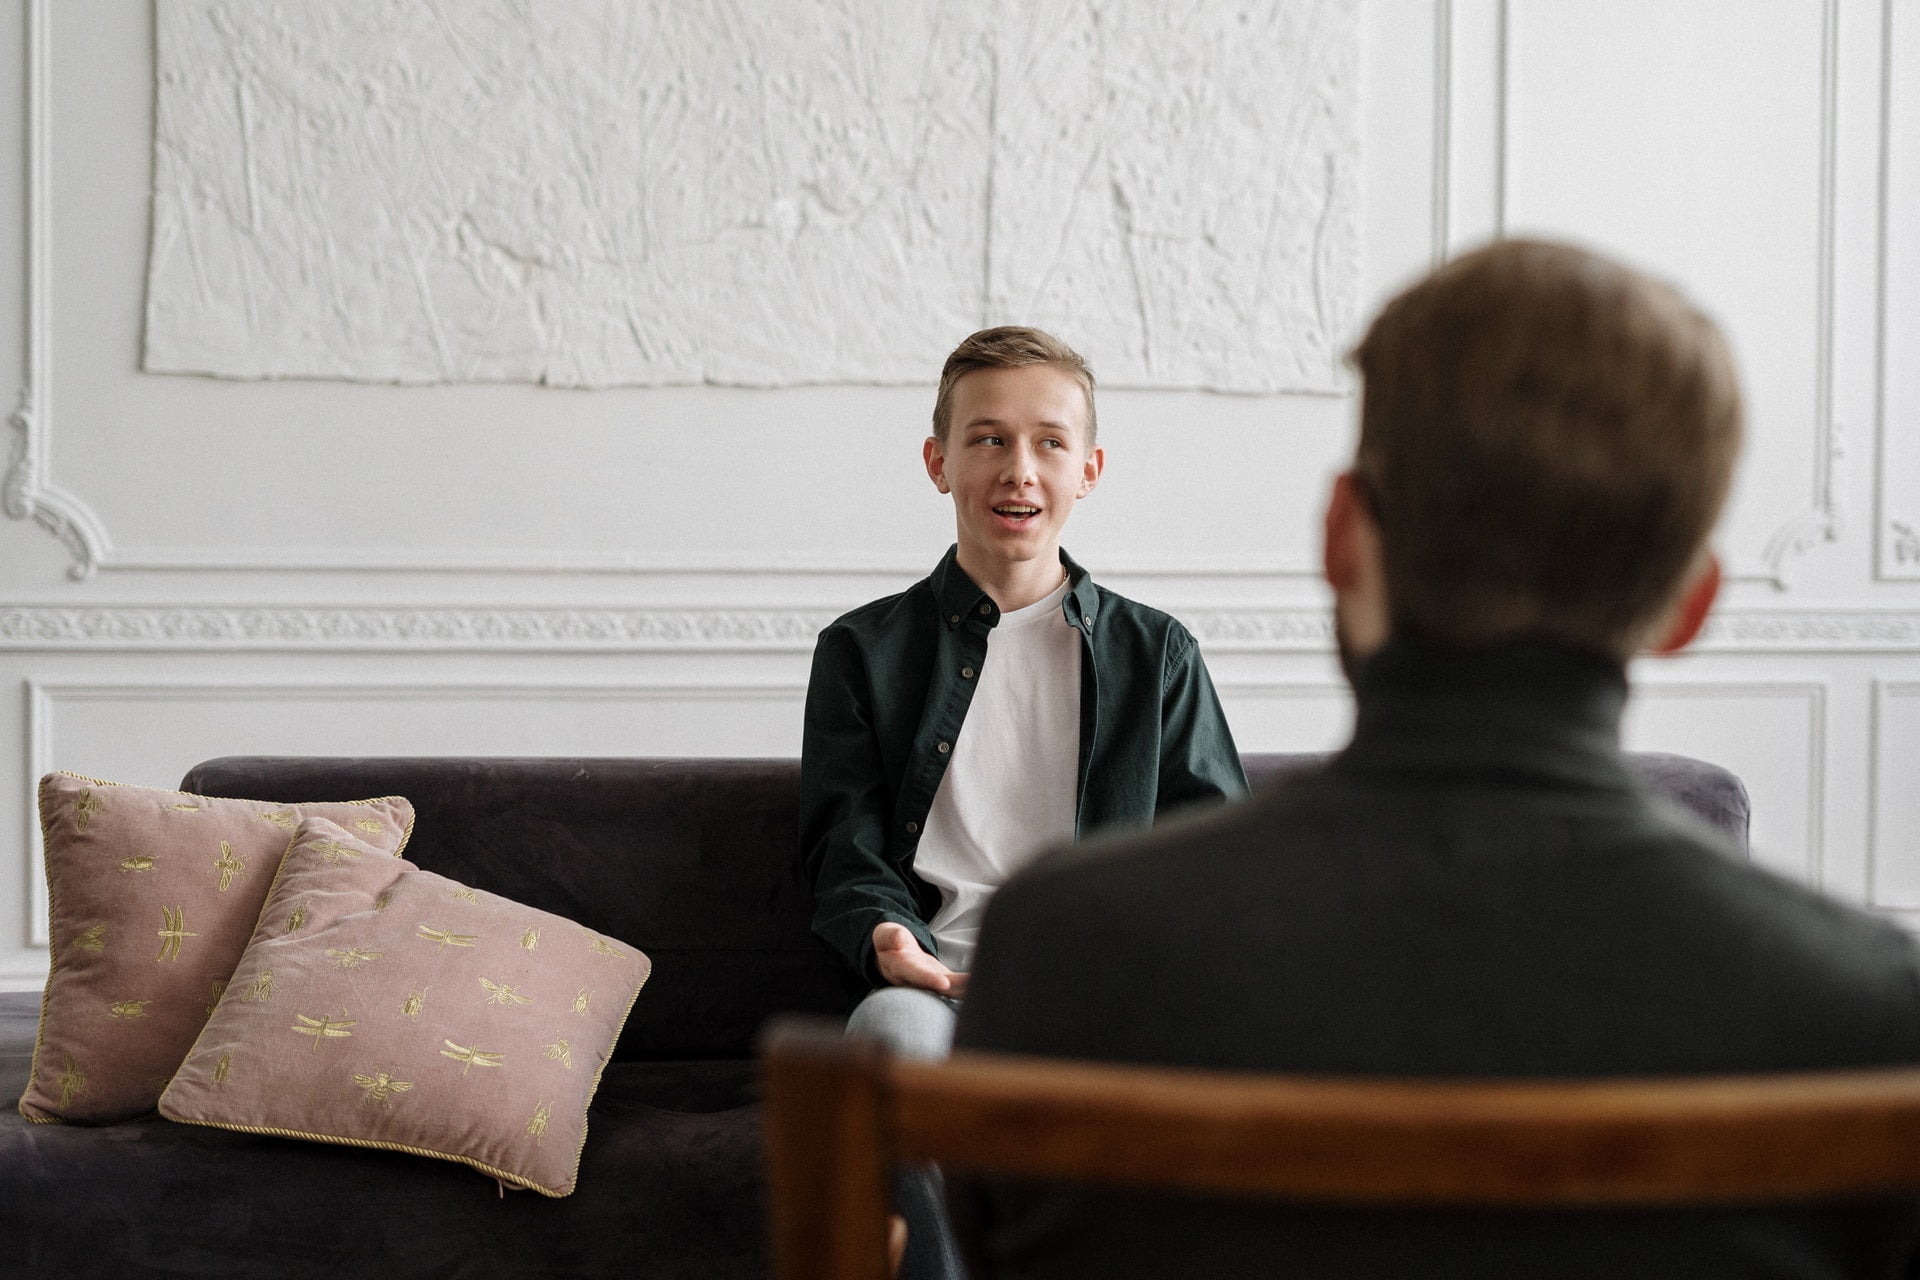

[5,603,1920,654]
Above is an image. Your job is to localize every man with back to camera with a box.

[800,324,1247,1276]
[951,239,1920,1278]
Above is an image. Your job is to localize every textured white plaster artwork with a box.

[144,1,1357,392]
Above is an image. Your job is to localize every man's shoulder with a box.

[819,579,937,641]
[1086,582,1199,654]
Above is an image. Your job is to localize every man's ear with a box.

[1323,472,1372,591]
[1646,552,1721,655]
[923,436,950,494]
[1077,445,1105,498]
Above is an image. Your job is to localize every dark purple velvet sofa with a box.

[0,751,1747,1279]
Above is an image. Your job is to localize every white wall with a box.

[2,0,1918,988]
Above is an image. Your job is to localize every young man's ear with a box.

[1076,446,1106,498]
[1646,552,1721,655]
[923,436,950,494]
[1323,471,1392,661]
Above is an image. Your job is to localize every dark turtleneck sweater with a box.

[956,638,1920,1279]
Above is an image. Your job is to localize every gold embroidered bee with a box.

[584,933,621,959]
[527,1100,552,1140]
[73,923,106,954]
[259,810,296,830]
[521,928,540,951]
[118,855,157,873]
[310,838,363,864]
[543,1038,574,1069]
[286,902,309,933]
[572,989,592,1015]
[205,979,227,1017]
[417,924,478,948]
[73,789,104,832]
[244,969,274,1001]
[353,1070,414,1108]
[450,886,479,904]
[156,906,199,962]
[326,947,383,969]
[109,999,151,1019]
[479,977,532,1007]
[374,890,395,911]
[212,841,246,891]
[292,1011,357,1050]
[440,1040,505,1076]
[213,1053,231,1085]
[353,819,385,835]
[55,1054,86,1108]
[402,988,428,1020]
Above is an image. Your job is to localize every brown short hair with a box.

[1350,239,1743,658]
[931,326,1097,445]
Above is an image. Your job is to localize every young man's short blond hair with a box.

[1350,239,1743,659]
[931,326,1097,445]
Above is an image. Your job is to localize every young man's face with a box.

[924,364,1104,582]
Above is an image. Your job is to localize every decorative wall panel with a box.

[143,0,1358,393]
[1870,681,1920,907]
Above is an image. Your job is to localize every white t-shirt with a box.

[915,578,1082,973]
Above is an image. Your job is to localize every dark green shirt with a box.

[800,546,1247,985]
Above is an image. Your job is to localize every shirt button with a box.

[1082,614,1093,627]
[937,740,951,754]
[961,666,975,679]
[978,602,991,615]
[949,614,959,624]
[905,821,919,834]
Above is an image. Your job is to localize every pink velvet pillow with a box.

[161,817,651,1197]
[21,773,413,1124]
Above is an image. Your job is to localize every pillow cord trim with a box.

[18,776,411,1126]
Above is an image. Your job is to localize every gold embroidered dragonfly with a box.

[325,947,383,969]
[478,977,532,1007]
[353,819,385,835]
[584,933,622,959]
[213,1053,231,1084]
[167,802,201,813]
[118,856,157,874]
[450,886,479,904]
[521,928,540,951]
[527,1101,552,1140]
[353,1071,414,1108]
[292,1011,357,1050]
[259,810,296,830]
[440,1040,505,1076]
[205,979,226,1017]
[244,969,274,1001]
[543,1038,574,1069]
[402,988,428,1020]
[309,838,363,864]
[55,1054,86,1108]
[374,890,395,911]
[212,841,246,891]
[156,906,199,961]
[73,923,106,954]
[73,789,104,831]
[108,999,151,1019]
[416,924,478,949]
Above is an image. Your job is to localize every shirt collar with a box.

[930,545,1100,632]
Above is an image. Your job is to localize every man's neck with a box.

[955,545,1069,613]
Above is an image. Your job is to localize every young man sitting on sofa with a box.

[952,239,1920,1278]
[799,324,1247,1277]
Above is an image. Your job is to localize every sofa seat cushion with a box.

[0,994,774,1279]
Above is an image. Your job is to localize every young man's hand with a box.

[872,922,969,997]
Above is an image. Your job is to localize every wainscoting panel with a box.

[1870,681,1920,907]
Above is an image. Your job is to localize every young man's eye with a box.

[976,434,1003,447]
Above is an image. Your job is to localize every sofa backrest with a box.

[178,751,1748,1061]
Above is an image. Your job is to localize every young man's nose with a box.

[1001,445,1039,484]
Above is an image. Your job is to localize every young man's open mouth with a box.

[992,503,1041,528]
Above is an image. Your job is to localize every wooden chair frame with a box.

[760,1016,1920,1280]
